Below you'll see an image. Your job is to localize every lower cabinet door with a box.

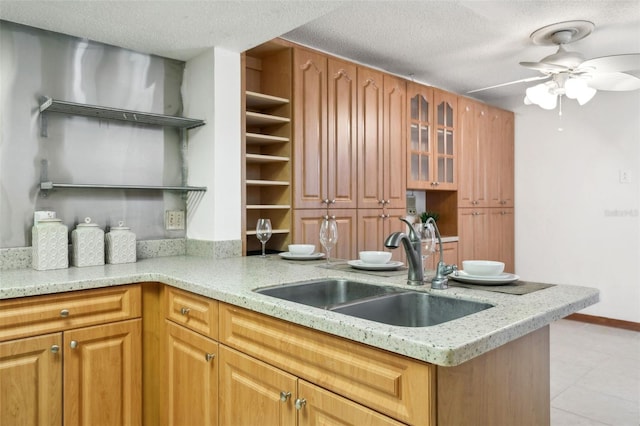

[219,345,297,426]
[164,320,218,426]
[63,319,141,426]
[297,380,404,426]
[0,333,63,426]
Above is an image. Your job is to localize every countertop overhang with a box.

[0,255,599,366]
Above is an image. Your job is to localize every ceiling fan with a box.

[469,20,640,110]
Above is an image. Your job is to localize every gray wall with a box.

[0,21,190,248]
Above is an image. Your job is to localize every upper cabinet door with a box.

[293,48,328,209]
[487,106,514,207]
[407,82,434,190]
[327,58,358,209]
[357,67,385,209]
[433,89,457,191]
[457,97,488,207]
[382,74,407,209]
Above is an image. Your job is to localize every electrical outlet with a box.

[406,194,417,216]
[165,210,185,230]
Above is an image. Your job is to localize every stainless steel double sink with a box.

[254,278,493,327]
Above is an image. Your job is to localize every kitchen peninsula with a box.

[0,254,598,425]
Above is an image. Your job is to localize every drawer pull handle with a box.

[295,398,306,410]
[60,309,70,318]
[50,345,60,354]
[180,307,191,315]
[205,353,215,362]
[280,391,291,402]
[70,340,78,349]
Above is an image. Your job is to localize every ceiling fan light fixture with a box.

[565,78,597,104]
[525,82,558,109]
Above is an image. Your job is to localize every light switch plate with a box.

[165,210,185,230]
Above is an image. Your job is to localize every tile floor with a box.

[550,319,640,426]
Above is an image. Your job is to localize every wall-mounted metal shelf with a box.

[40,182,207,192]
[39,97,205,132]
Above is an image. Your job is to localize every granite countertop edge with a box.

[0,255,599,367]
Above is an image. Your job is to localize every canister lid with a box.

[76,217,99,227]
[110,220,130,231]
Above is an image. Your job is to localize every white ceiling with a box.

[1,0,639,108]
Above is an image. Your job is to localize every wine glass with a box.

[417,222,436,273]
[256,218,272,257]
[319,217,338,264]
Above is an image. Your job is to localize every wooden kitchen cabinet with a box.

[163,320,218,426]
[0,333,62,426]
[219,303,435,425]
[243,41,293,254]
[408,84,458,191]
[357,208,407,262]
[357,69,406,210]
[0,285,142,426]
[487,105,515,207]
[64,319,141,426]
[458,208,514,273]
[292,48,358,210]
[458,97,489,208]
[293,209,358,260]
[219,345,297,426]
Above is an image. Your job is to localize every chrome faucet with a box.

[424,217,457,290]
[384,218,423,286]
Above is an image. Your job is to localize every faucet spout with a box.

[384,231,424,286]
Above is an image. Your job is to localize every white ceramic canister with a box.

[32,218,69,270]
[71,217,105,267]
[105,221,136,264]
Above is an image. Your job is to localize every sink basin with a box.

[254,279,401,309]
[332,292,493,327]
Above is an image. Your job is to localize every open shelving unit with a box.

[242,41,293,255]
[38,96,206,196]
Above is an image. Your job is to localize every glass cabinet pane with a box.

[411,153,419,180]
[411,124,419,150]
[420,125,429,151]
[421,155,429,181]
[446,103,453,127]
[420,96,429,122]
[446,158,454,182]
[445,130,453,154]
[411,95,419,120]
[437,103,444,126]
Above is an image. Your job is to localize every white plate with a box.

[278,252,325,260]
[347,260,404,271]
[449,270,520,285]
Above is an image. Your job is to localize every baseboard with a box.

[566,313,640,332]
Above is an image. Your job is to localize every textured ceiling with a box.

[1,0,639,108]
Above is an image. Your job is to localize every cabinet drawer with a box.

[165,286,218,339]
[220,303,435,425]
[0,285,141,342]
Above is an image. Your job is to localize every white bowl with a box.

[359,251,392,264]
[462,260,505,276]
[288,244,315,255]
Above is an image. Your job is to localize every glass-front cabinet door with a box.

[407,83,457,190]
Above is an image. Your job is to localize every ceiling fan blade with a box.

[467,75,550,94]
[519,61,568,73]
[587,72,640,91]
[579,54,640,73]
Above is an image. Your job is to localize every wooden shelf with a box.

[246,111,290,127]
[246,205,291,210]
[246,229,290,236]
[246,91,289,109]
[246,154,289,164]
[246,179,289,186]
[246,132,289,145]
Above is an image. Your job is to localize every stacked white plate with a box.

[449,270,519,285]
[347,260,404,271]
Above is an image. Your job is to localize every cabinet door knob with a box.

[180,307,191,315]
[70,340,78,349]
[60,309,70,318]
[322,199,329,204]
[330,199,336,205]
[295,398,307,410]
[205,353,215,362]
[280,391,291,402]
[50,345,60,354]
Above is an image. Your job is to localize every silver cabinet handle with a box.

[180,307,191,315]
[205,353,215,362]
[60,309,70,318]
[280,391,291,402]
[70,340,78,349]
[50,345,60,354]
[295,398,306,410]
[329,199,336,205]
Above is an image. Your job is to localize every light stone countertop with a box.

[0,254,599,366]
